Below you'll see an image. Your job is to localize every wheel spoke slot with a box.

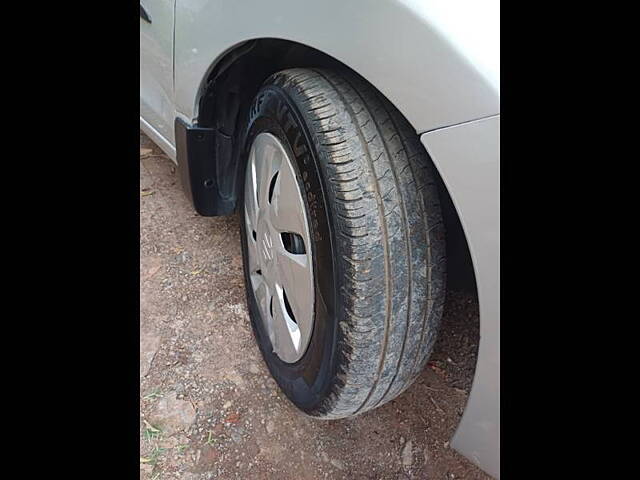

[281,232,306,254]
[282,289,297,325]
[268,171,279,204]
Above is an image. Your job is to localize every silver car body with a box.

[140,1,500,477]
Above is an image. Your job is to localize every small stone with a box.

[176,251,189,264]
[249,364,260,375]
[401,440,413,467]
[149,392,197,436]
[174,383,185,395]
[140,329,161,378]
[223,401,232,409]
[265,420,275,434]
[330,459,345,470]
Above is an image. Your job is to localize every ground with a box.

[140,132,491,480]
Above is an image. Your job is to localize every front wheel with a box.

[239,68,446,418]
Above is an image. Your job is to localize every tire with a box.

[239,68,446,418]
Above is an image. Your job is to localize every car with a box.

[140,1,499,477]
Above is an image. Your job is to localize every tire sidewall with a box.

[239,83,339,414]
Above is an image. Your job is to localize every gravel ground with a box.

[140,132,490,480]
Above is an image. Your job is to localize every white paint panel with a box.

[174,0,499,134]
[421,115,500,479]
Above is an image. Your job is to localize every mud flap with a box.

[175,118,236,216]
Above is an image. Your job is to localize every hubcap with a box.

[244,133,314,363]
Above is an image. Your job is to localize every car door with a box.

[140,0,175,146]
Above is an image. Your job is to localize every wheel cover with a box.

[244,133,314,363]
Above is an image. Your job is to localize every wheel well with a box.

[197,38,476,293]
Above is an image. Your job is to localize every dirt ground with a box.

[140,132,490,480]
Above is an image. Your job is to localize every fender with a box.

[174,0,499,134]
[421,115,500,478]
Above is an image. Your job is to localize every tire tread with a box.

[265,68,446,418]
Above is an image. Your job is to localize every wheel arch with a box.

[194,38,477,296]
[175,0,499,131]
[187,34,492,474]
